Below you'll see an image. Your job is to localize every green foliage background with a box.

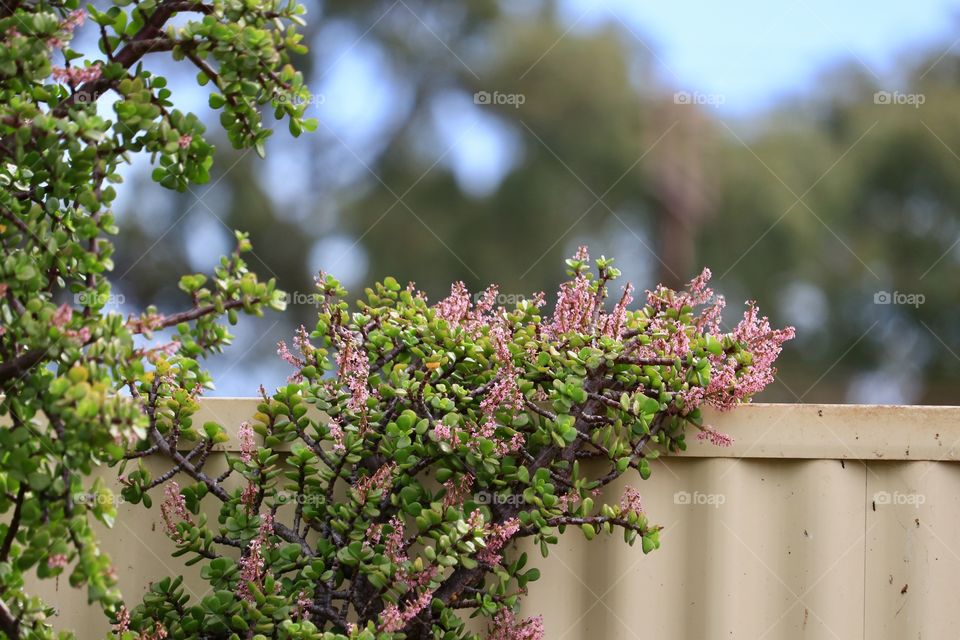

[115,1,959,403]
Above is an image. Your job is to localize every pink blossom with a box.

[294,589,312,621]
[435,281,471,326]
[433,422,454,444]
[729,303,796,401]
[601,283,634,339]
[477,518,520,565]
[237,515,274,602]
[487,609,544,640]
[47,554,68,569]
[277,339,303,381]
[383,516,406,564]
[240,481,258,514]
[65,326,90,343]
[337,335,370,413]
[619,485,644,515]
[379,590,434,633]
[178,134,192,149]
[51,303,72,328]
[548,270,595,337]
[293,324,312,353]
[479,373,523,424]
[160,482,192,542]
[696,425,734,447]
[112,606,130,633]
[354,463,395,504]
[328,418,346,453]
[472,284,499,319]
[47,9,85,48]
[51,65,101,86]
[238,421,256,464]
[62,9,86,31]
[442,474,474,508]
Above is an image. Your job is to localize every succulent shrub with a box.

[0,0,312,636]
[121,248,794,639]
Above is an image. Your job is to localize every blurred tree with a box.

[112,2,959,403]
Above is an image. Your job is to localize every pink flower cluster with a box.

[112,606,131,633]
[337,335,370,413]
[435,281,471,326]
[442,473,474,508]
[477,517,520,566]
[160,482,192,542]
[696,425,734,447]
[380,590,434,633]
[601,283,634,339]
[47,9,85,48]
[46,304,91,343]
[548,246,596,337]
[238,422,256,464]
[237,515,273,602]
[433,421,455,444]
[729,303,796,401]
[434,282,502,336]
[646,267,717,315]
[47,553,68,569]
[487,609,545,640]
[293,589,312,621]
[328,418,346,453]
[619,485,644,515]
[51,64,101,86]
[354,463,395,505]
[474,320,525,455]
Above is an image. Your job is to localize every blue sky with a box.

[563,0,960,114]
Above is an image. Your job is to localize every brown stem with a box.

[0,348,46,384]
[0,485,26,562]
[0,598,20,639]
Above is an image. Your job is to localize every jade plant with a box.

[119,248,794,639]
[0,0,311,636]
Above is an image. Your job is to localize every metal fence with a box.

[27,401,960,639]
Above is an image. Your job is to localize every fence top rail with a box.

[183,399,960,462]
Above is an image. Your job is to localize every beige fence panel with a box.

[22,401,960,639]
